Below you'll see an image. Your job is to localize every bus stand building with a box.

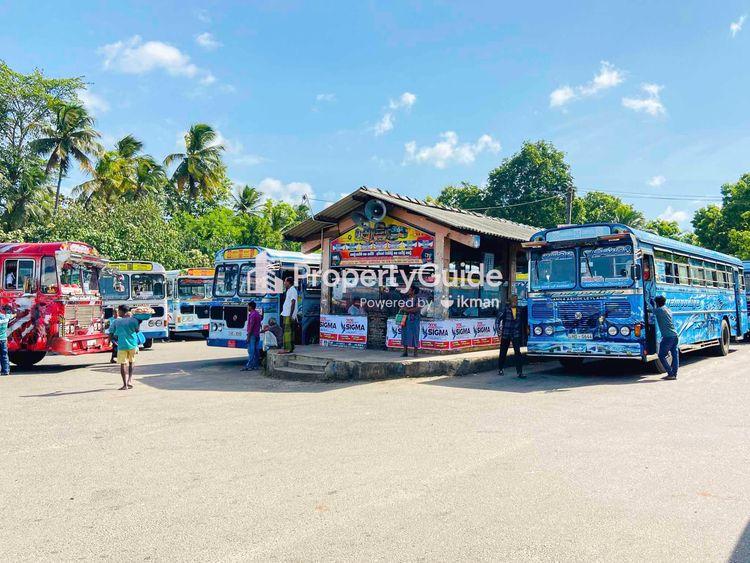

[284,187,537,354]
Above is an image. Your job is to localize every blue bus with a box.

[207,246,321,349]
[524,223,748,371]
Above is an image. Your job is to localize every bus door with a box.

[642,253,658,354]
[733,268,744,336]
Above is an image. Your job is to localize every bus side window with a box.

[41,256,58,294]
[4,259,17,289]
[4,258,35,292]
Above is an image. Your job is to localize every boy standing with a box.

[0,305,16,375]
[109,305,140,390]
[243,301,262,371]
[654,295,679,380]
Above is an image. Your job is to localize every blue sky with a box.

[2,1,749,228]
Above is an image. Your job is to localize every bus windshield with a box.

[178,278,211,299]
[214,264,239,297]
[100,273,130,299]
[531,249,576,290]
[580,245,634,287]
[131,273,165,300]
[60,263,101,294]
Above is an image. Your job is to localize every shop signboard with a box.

[330,216,435,266]
[319,314,368,348]
[386,318,499,350]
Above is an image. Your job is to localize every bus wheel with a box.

[559,358,584,372]
[142,338,153,349]
[9,351,47,368]
[714,320,730,356]
[649,357,667,374]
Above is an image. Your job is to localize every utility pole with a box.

[565,181,574,224]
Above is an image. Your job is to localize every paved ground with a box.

[1,340,749,562]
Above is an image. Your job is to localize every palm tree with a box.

[31,103,101,213]
[2,165,54,230]
[163,123,226,201]
[614,206,646,229]
[231,184,262,215]
[76,134,165,203]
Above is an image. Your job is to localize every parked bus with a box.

[524,223,748,371]
[208,246,321,349]
[100,261,169,348]
[166,268,214,337]
[0,242,110,367]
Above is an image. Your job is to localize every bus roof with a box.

[531,223,743,267]
[214,246,321,264]
[166,268,214,279]
[0,242,99,256]
[107,260,166,273]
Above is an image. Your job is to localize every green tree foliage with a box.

[484,140,572,228]
[231,184,263,215]
[692,174,750,257]
[434,182,485,210]
[574,191,645,228]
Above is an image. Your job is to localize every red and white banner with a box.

[320,315,368,349]
[386,318,499,350]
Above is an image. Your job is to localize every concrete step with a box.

[288,360,329,372]
[272,366,326,382]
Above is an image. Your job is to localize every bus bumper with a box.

[173,323,209,333]
[141,329,168,340]
[526,339,643,358]
[207,337,248,348]
[50,334,112,355]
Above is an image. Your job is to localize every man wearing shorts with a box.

[109,305,140,390]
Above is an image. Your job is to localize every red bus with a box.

[0,242,111,367]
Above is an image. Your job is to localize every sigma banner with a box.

[320,314,368,348]
[386,318,499,350]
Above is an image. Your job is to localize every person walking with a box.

[400,285,421,357]
[495,294,525,378]
[654,295,679,380]
[0,305,16,376]
[107,309,119,364]
[243,301,262,371]
[109,305,140,390]
[279,277,298,354]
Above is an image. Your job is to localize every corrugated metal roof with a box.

[284,186,538,242]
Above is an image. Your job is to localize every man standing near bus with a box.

[279,277,297,354]
[0,305,16,375]
[654,295,679,380]
[243,301,262,371]
[496,293,525,378]
[110,305,140,390]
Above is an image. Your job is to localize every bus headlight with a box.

[620,326,631,337]
[544,326,554,336]
[148,320,154,327]
[607,326,618,336]
[533,326,543,336]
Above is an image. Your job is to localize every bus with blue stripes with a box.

[524,224,747,371]
[207,247,321,349]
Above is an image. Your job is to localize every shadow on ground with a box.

[731,519,750,562]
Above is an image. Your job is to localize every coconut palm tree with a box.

[76,134,166,204]
[2,165,54,230]
[163,123,226,201]
[231,184,263,215]
[31,103,101,213]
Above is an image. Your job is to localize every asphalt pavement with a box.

[1,339,748,562]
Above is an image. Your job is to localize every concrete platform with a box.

[266,345,512,381]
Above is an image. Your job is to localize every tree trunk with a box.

[54,165,63,214]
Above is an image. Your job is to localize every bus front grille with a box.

[605,301,631,318]
[195,305,210,319]
[530,301,553,319]
[64,304,98,328]
[557,302,600,329]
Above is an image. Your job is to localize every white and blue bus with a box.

[525,223,748,371]
[166,268,214,337]
[208,247,321,349]
[100,261,169,347]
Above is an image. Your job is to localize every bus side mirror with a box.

[632,264,642,280]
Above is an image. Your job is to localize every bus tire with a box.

[714,320,730,356]
[142,338,153,349]
[559,357,584,372]
[9,351,47,368]
[649,357,667,374]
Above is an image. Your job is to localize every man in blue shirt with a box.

[109,305,140,390]
[654,295,679,380]
[0,306,16,376]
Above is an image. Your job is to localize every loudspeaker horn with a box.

[364,199,387,221]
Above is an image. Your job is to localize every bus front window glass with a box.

[178,278,208,299]
[531,249,576,290]
[131,274,165,299]
[100,273,129,299]
[41,256,58,294]
[580,245,634,287]
[214,264,238,297]
[81,266,99,293]
[238,263,259,296]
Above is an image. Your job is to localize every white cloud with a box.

[374,112,394,135]
[316,93,336,102]
[648,175,666,187]
[549,61,625,108]
[659,205,690,225]
[196,32,221,50]
[258,178,313,203]
[78,89,109,115]
[373,91,416,135]
[194,9,211,23]
[622,83,666,116]
[731,14,746,37]
[98,35,214,84]
[403,131,501,169]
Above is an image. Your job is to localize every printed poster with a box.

[319,314,368,349]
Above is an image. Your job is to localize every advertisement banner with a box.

[386,318,499,350]
[319,315,368,348]
[330,216,435,267]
